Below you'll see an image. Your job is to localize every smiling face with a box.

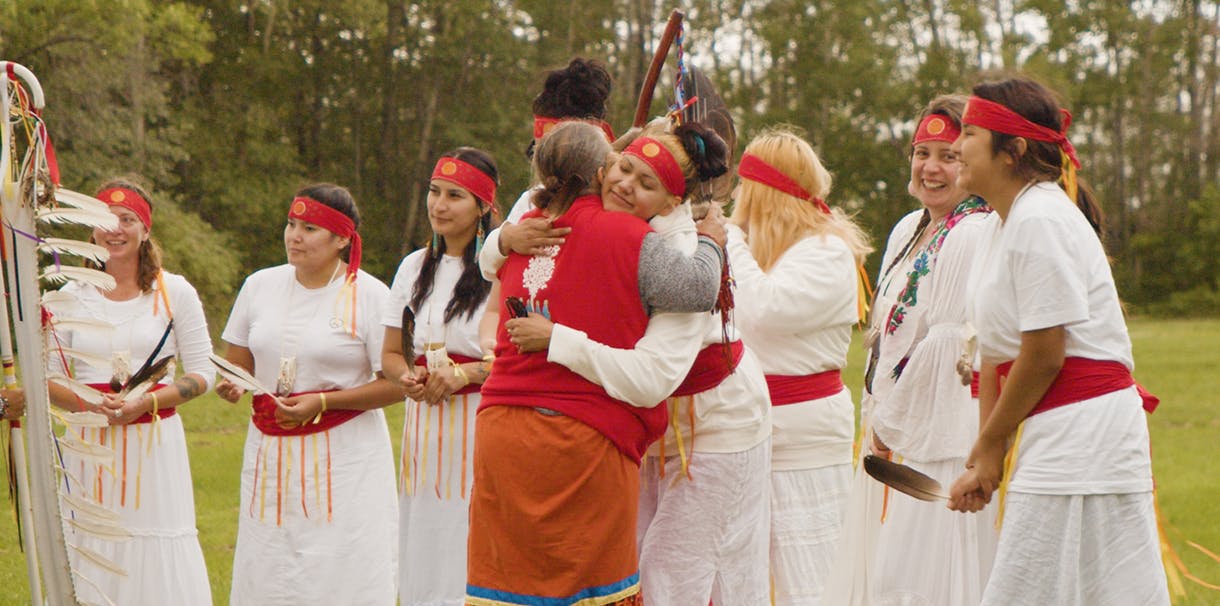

[601,153,678,220]
[93,206,147,263]
[951,124,1007,199]
[909,140,968,216]
[284,217,348,272]
[427,179,485,243]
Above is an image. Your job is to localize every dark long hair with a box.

[410,147,497,323]
[88,177,163,293]
[972,77,1104,237]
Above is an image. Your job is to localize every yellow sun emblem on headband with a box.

[926,117,946,135]
[642,142,661,158]
[110,190,126,202]
[291,200,308,215]
[441,161,458,176]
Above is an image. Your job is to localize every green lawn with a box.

[1,318,1217,604]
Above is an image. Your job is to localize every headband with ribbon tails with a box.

[962,95,1081,200]
[288,197,362,336]
[736,153,873,323]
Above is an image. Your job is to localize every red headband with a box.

[97,187,152,229]
[912,114,961,146]
[962,96,1080,169]
[624,137,686,197]
[533,116,616,143]
[737,153,831,215]
[431,157,497,205]
[288,196,362,281]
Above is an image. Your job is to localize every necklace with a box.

[276,263,343,396]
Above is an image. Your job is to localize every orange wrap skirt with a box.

[466,406,643,606]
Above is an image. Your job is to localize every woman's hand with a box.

[275,393,324,429]
[0,388,25,421]
[420,365,467,405]
[100,393,139,426]
[215,378,246,403]
[696,204,727,248]
[506,314,554,353]
[501,217,571,255]
[948,434,1007,512]
[399,366,429,402]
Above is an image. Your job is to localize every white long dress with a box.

[223,265,397,606]
[969,183,1168,605]
[383,249,485,606]
[52,272,214,606]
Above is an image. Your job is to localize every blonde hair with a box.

[729,128,872,271]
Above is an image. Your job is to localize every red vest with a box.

[480,195,664,463]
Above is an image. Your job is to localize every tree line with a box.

[3,0,1217,325]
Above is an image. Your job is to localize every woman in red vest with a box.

[467,121,724,606]
[947,76,1169,604]
[217,183,400,605]
[725,129,873,605]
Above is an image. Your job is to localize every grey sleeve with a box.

[637,232,723,314]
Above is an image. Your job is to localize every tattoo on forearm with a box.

[175,376,204,401]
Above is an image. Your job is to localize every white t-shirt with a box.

[51,271,214,389]
[382,249,484,359]
[222,265,389,393]
[726,224,857,470]
[969,182,1150,494]
[504,187,539,225]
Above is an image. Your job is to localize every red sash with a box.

[765,370,844,406]
[252,390,362,436]
[412,353,483,396]
[996,357,1159,418]
[672,340,745,398]
[87,383,176,424]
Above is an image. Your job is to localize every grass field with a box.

[0,318,1217,604]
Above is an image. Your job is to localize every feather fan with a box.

[56,348,113,371]
[39,238,109,264]
[41,289,79,310]
[36,206,119,231]
[124,359,174,403]
[680,65,737,218]
[121,355,173,394]
[862,454,947,501]
[210,353,275,396]
[402,305,416,372]
[53,188,110,214]
[40,265,116,292]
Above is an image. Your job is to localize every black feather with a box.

[862,454,947,501]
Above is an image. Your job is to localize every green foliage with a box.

[155,197,243,336]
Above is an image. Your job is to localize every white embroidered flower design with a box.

[522,244,560,301]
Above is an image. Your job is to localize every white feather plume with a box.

[51,409,110,428]
[66,516,131,542]
[41,265,116,291]
[47,316,114,337]
[39,238,109,264]
[53,188,110,214]
[60,493,121,525]
[69,570,122,606]
[55,348,113,371]
[48,373,105,406]
[210,353,274,395]
[55,431,115,464]
[36,206,119,230]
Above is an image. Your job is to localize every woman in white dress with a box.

[828,95,998,605]
[381,148,498,606]
[948,76,1169,605]
[48,178,213,605]
[725,130,872,605]
[217,183,399,606]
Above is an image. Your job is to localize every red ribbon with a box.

[288,196,361,282]
[737,153,831,214]
[96,187,153,229]
[431,157,497,205]
[962,96,1080,170]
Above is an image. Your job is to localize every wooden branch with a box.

[632,9,684,128]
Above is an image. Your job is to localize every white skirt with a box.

[770,463,852,606]
[229,410,398,606]
[982,491,1169,606]
[63,414,213,606]
[822,450,885,606]
[398,393,479,606]
[637,438,771,606]
[872,457,998,606]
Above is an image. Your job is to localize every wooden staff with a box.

[632,9,685,128]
